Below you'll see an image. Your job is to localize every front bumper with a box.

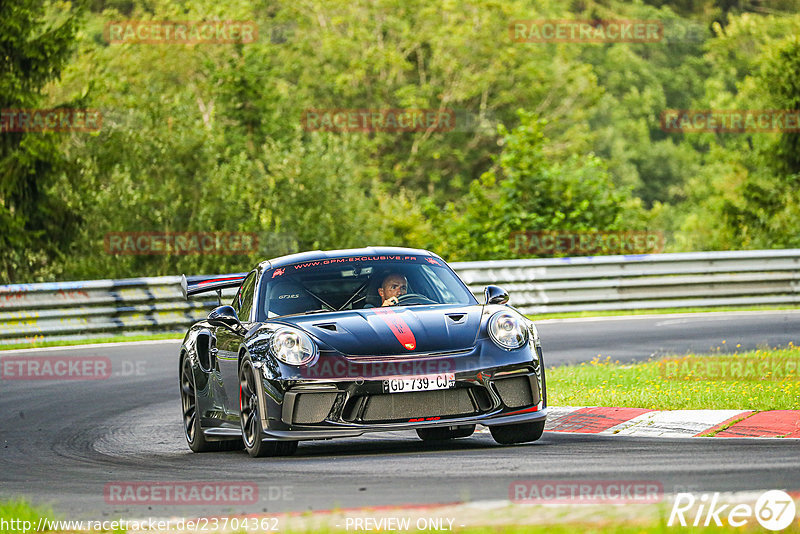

[253,345,547,441]
[254,407,548,441]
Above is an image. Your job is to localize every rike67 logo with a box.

[668,490,797,531]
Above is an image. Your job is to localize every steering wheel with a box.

[394,293,437,306]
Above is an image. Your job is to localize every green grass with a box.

[292,525,799,533]
[415,525,799,533]
[527,303,800,321]
[547,345,800,410]
[0,500,52,533]
[3,499,797,533]
[0,332,183,351]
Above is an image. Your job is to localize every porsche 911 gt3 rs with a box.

[179,247,547,457]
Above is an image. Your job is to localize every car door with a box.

[217,270,258,417]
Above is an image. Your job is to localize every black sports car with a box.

[179,247,547,457]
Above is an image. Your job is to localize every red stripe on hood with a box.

[373,308,417,351]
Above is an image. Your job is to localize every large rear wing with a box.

[180,273,247,300]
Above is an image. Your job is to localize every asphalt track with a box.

[1,311,799,519]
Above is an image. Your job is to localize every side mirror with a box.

[484,285,509,305]
[207,305,242,331]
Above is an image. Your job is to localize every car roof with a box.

[257,246,439,271]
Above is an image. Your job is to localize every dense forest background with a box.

[2,0,800,282]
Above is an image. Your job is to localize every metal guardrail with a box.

[452,249,800,314]
[2,250,799,345]
[0,278,238,346]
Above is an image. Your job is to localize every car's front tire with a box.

[489,420,545,445]
[239,356,298,458]
[416,425,475,441]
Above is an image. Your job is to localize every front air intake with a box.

[362,389,476,422]
[283,392,338,424]
[493,375,537,408]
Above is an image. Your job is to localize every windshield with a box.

[255,255,476,320]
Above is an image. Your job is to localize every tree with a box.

[0,0,82,281]
[437,111,648,260]
[718,34,800,248]
[676,17,800,250]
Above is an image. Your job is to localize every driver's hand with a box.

[382,296,399,306]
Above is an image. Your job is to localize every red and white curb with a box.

[480,407,800,438]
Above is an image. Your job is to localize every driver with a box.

[378,273,408,306]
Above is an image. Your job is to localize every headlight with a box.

[270,328,317,365]
[488,311,528,350]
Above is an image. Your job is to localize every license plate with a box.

[383,373,455,394]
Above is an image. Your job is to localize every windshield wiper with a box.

[302,308,335,315]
